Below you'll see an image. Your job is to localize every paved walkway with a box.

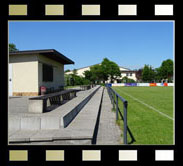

[9,86,103,145]
[96,88,122,145]
[8,87,122,145]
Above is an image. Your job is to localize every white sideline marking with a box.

[117,89,173,121]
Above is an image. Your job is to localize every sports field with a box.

[112,86,174,145]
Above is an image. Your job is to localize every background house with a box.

[9,49,74,96]
[65,64,137,83]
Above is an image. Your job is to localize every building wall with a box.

[76,67,90,77]
[9,53,65,96]
[129,73,137,81]
[9,54,39,96]
[121,72,137,81]
[66,66,90,77]
[38,54,64,91]
[119,67,129,71]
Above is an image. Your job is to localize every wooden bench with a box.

[28,89,77,113]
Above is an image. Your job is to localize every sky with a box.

[9,21,174,70]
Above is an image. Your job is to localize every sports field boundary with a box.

[116,88,174,121]
[111,83,174,87]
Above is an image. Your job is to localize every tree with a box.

[121,76,136,83]
[73,69,78,75]
[158,59,173,82]
[64,74,72,86]
[100,58,111,81]
[135,68,143,82]
[66,74,91,86]
[86,58,121,83]
[90,64,104,83]
[64,69,71,73]
[101,58,121,83]
[108,61,121,83]
[83,70,93,82]
[9,43,18,52]
[154,67,162,82]
[142,65,155,82]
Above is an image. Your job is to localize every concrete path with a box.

[8,87,122,145]
[8,86,100,131]
[9,86,103,145]
[96,88,122,145]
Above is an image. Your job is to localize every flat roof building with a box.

[9,49,74,96]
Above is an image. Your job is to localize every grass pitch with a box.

[112,86,174,145]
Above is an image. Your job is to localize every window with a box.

[130,73,132,76]
[42,64,53,82]
[126,73,129,76]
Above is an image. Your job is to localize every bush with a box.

[65,74,91,86]
[99,83,105,86]
[121,76,136,83]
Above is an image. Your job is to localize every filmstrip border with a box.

[2,0,178,166]
[8,4,174,17]
[8,149,175,162]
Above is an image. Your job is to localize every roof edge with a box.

[9,49,74,65]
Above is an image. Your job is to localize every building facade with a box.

[9,49,74,96]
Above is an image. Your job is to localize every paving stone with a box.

[9,130,38,142]
[96,88,122,145]
[30,130,59,141]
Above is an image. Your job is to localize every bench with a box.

[28,89,77,113]
[8,86,100,133]
[9,86,102,144]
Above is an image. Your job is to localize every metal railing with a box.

[106,84,135,144]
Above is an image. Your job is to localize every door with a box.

[9,64,13,96]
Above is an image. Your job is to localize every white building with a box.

[9,49,74,96]
[65,64,137,82]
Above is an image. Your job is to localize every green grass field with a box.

[112,86,174,145]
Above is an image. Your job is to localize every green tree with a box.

[66,73,91,86]
[159,59,173,81]
[90,64,104,83]
[65,69,71,73]
[88,58,121,83]
[101,58,121,83]
[154,67,162,82]
[82,78,91,85]
[142,65,155,82]
[73,69,78,75]
[121,76,136,83]
[9,43,18,52]
[100,58,111,81]
[135,68,143,82]
[108,61,121,83]
[73,75,83,85]
[64,74,72,86]
[83,70,93,82]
